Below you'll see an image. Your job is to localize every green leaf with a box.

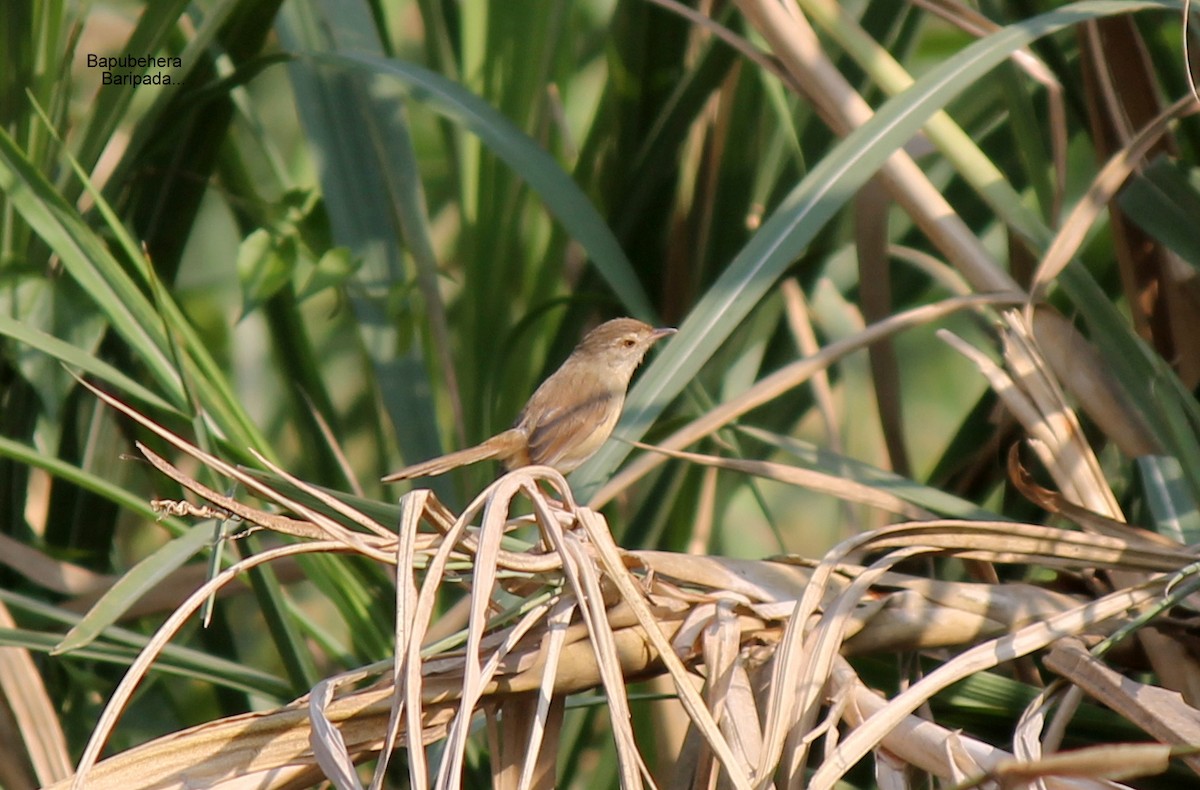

[572,0,1176,497]
[1137,455,1200,545]
[53,521,218,654]
[1,590,291,698]
[0,313,178,415]
[278,1,448,491]
[0,126,184,402]
[1118,156,1200,270]
[303,50,656,321]
[237,228,296,317]
[296,247,360,301]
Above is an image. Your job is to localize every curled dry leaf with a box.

[59,388,1200,790]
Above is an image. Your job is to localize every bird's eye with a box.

[622,337,637,348]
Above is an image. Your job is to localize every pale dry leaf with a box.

[1044,637,1200,776]
[999,311,1120,517]
[246,447,393,539]
[562,529,647,789]
[575,509,752,790]
[629,441,934,520]
[517,599,575,790]
[781,545,934,785]
[437,474,521,789]
[370,489,428,790]
[701,600,752,772]
[1030,309,1160,459]
[808,582,1163,789]
[831,656,1125,790]
[0,599,72,785]
[781,277,842,456]
[69,540,355,790]
[985,743,1171,786]
[309,673,366,790]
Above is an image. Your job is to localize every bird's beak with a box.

[651,327,677,342]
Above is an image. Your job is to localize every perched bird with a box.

[382,318,676,481]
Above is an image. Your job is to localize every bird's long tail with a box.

[381,429,526,482]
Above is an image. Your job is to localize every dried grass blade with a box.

[0,599,72,784]
[401,489,487,787]
[83,377,389,557]
[1044,638,1200,776]
[981,743,1170,787]
[574,509,752,790]
[309,674,365,790]
[762,514,1172,781]
[369,489,428,790]
[781,546,934,785]
[562,531,649,789]
[517,599,576,790]
[298,388,365,498]
[246,448,393,539]
[437,476,521,789]
[1008,447,1176,547]
[850,520,1183,573]
[630,441,934,519]
[1030,309,1161,459]
[524,484,648,789]
[134,444,331,541]
[939,327,1080,496]
[1029,94,1200,296]
[70,540,350,790]
[781,278,842,455]
[830,656,1099,788]
[1000,312,1120,517]
[807,581,1163,789]
[700,600,758,776]
[758,543,844,781]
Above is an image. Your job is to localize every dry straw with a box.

[59,315,1200,789]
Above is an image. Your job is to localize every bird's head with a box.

[574,317,676,379]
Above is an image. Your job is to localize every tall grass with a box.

[3,0,1200,787]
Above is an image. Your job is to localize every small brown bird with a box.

[382,318,676,482]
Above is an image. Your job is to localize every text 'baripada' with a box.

[86,54,182,86]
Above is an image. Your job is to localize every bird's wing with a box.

[522,385,622,471]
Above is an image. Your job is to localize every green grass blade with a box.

[307,50,655,320]
[573,0,1174,497]
[0,591,292,699]
[1137,455,1200,545]
[54,521,217,654]
[0,127,183,399]
[277,2,446,482]
[0,313,178,414]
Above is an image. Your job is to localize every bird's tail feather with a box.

[381,430,524,482]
